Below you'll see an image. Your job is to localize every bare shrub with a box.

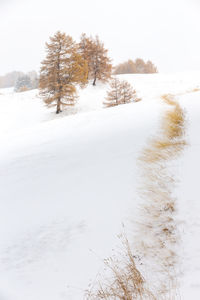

[104,78,140,108]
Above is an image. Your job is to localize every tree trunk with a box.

[56,98,61,114]
[93,76,96,86]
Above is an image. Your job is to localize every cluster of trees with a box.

[104,78,140,107]
[15,71,38,92]
[39,31,112,113]
[1,31,157,114]
[0,71,38,90]
[114,58,158,75]
[0,71,23,88]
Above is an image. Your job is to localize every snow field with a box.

[0,72,200,299]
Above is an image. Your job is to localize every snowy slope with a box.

[176,91,200,300]
[0,72,200,299]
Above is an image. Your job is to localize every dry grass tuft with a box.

[161,94,176,106]
[17,86,30,93]
[85,234,156,300]
[135,97,142,102]
[163,106,185,140]
[191,87,200,93]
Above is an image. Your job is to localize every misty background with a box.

[0,0,200,75]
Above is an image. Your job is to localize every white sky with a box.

[0,0,200,75]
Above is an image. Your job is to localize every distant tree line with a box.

[0,70,38,91]
[0,71,23,88]
[113,58,158,75]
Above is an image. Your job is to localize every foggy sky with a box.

[0,0,200,75]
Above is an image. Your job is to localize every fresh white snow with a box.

[0,72,200,299]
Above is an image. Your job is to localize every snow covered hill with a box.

[0,72,200,299]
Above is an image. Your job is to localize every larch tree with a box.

[79,33,91,64]
[144,60,158,73]
[104,77,122,107]
[120,80,138,104]
[39,31,88,114]
[135,58,147,73]
[104,78,140,107]
[79,34,112,86]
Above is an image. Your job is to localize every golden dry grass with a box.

[18,86,30,92]
[135,94,186,299]
[86,94,186,300]
[190,87,200,93]
[85,234,156,300]
[134,97,142,102]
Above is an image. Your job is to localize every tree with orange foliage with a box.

[39,31,88,114]
[79,34,112,86]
